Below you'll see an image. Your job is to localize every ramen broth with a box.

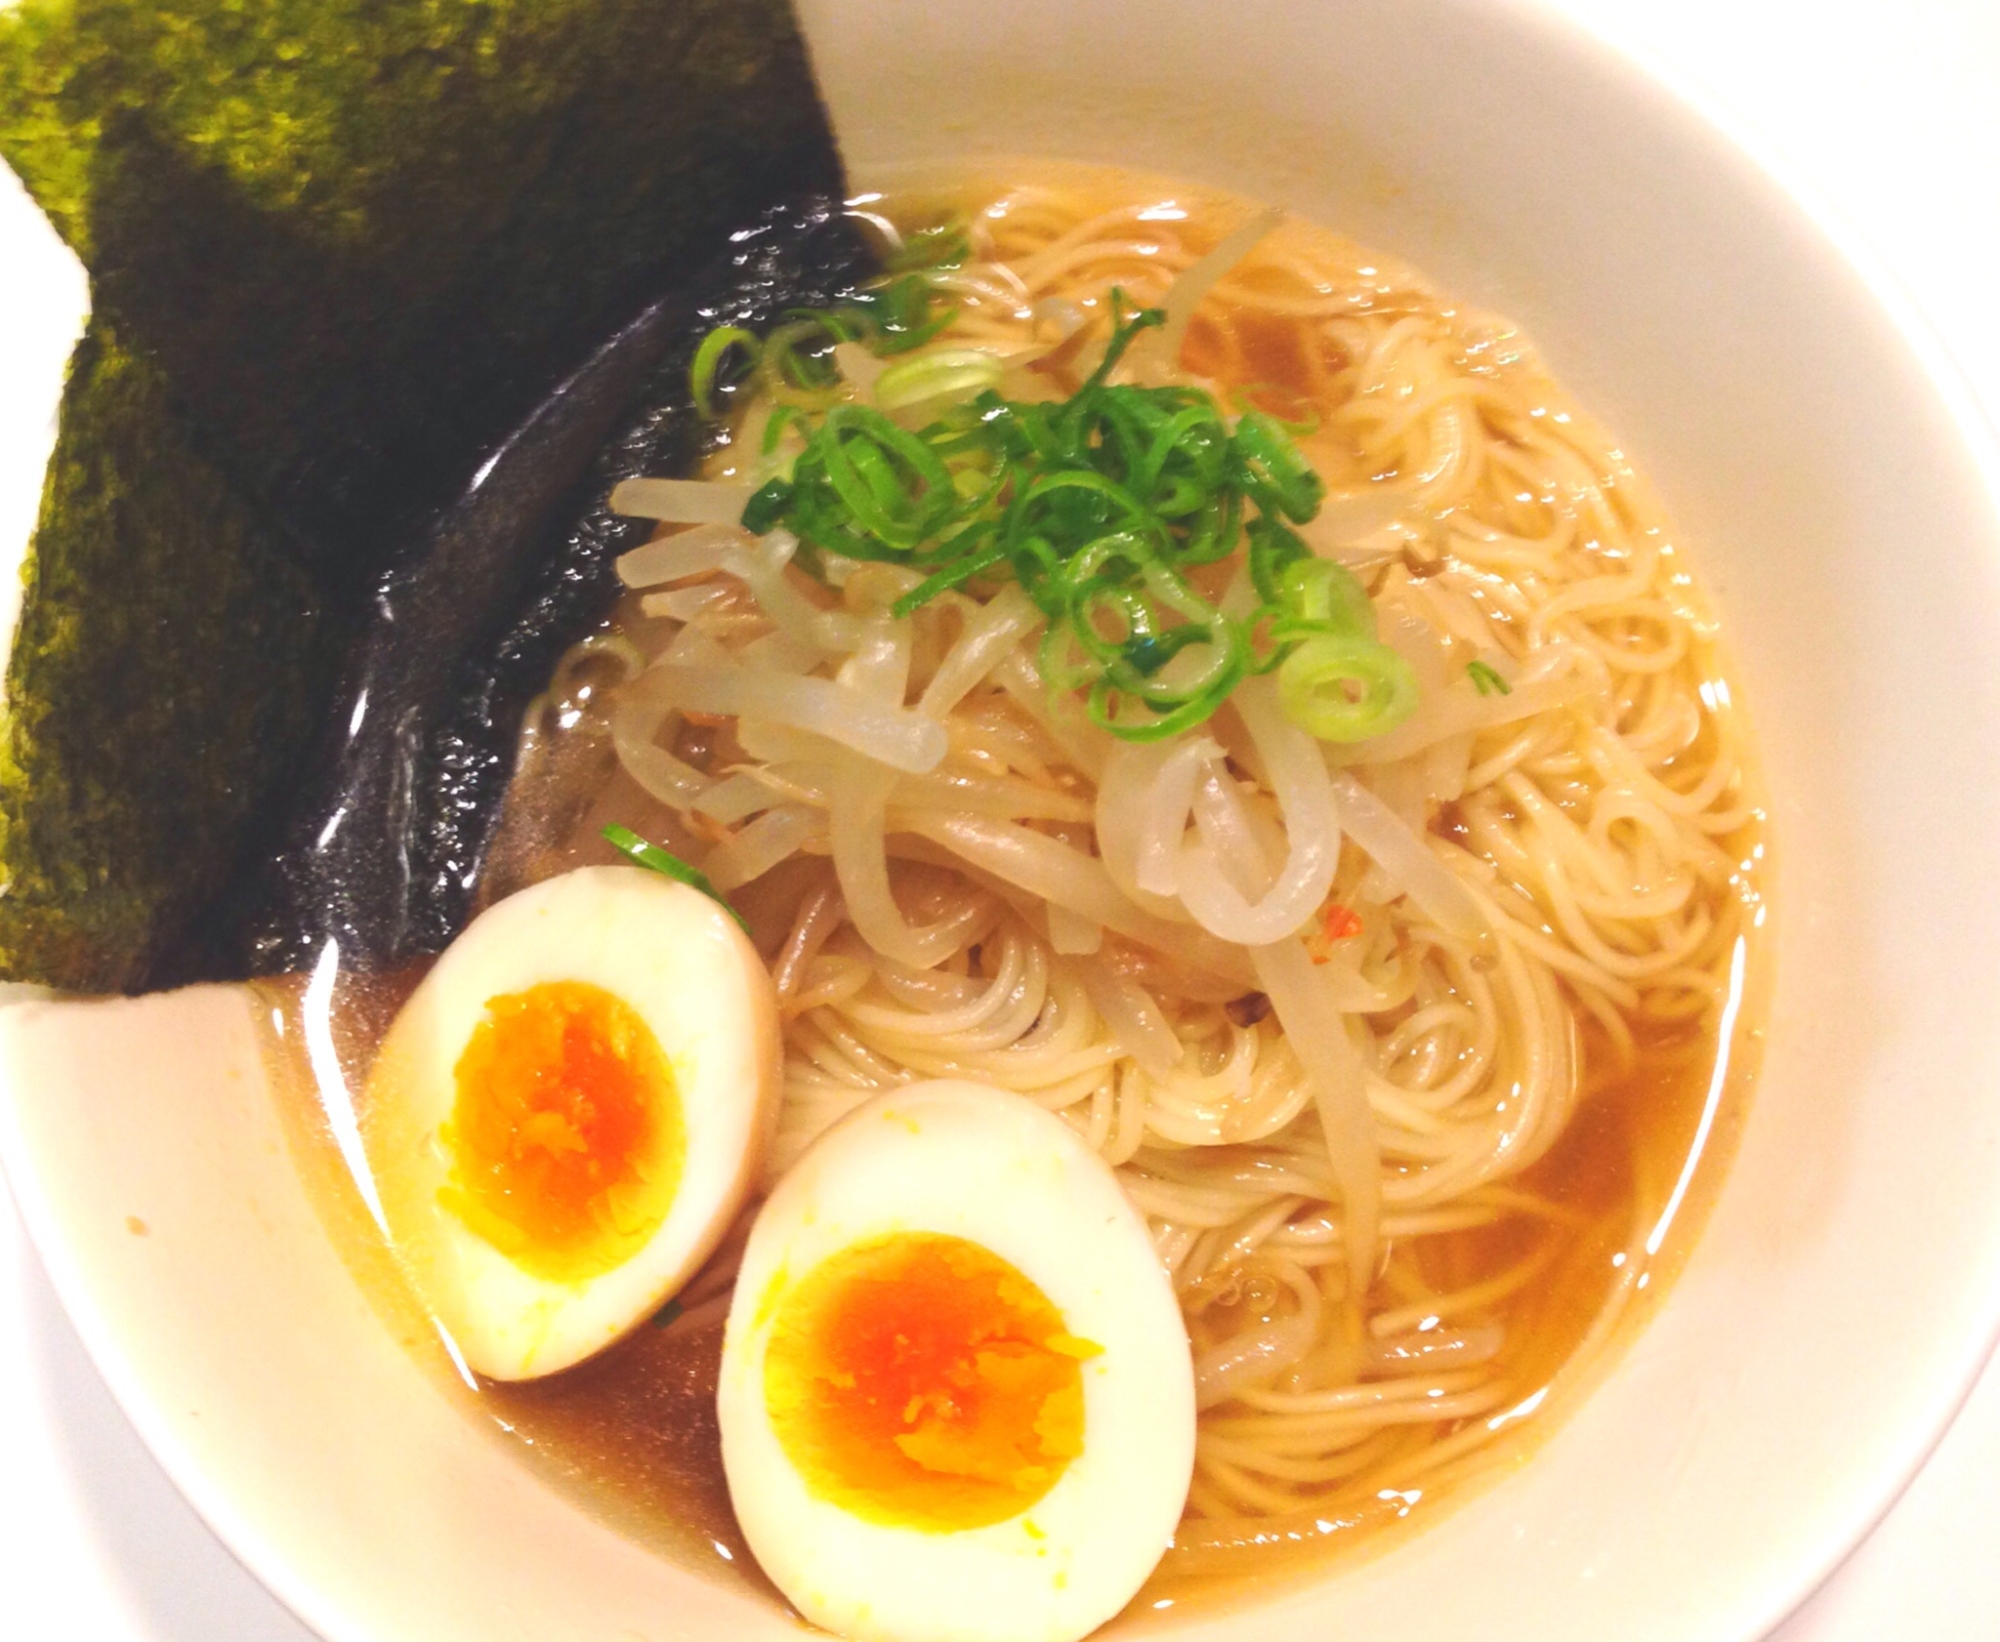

[257,161,1768,1610]
[256,943,1760,1607]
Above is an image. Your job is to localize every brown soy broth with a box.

[1185,308,1316,409]
[1133,974,1764,1611]
[1424,1033,1716,1405]
[259,904,1765,1616]
[253,159,1772,1619]
[482,1313,754,1571]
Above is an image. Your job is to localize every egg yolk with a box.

[763,1232,1101,1531]
[438,980,684,1283]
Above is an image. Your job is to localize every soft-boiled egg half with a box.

[362,865,780,1380]
[717,1079,1195,1642]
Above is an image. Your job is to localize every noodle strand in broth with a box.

[443,162,1766,1588]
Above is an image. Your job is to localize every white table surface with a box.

[5,0,2000,1636]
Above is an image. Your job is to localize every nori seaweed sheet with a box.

[0,0,868,990]
[0,323,328,991]
[2,0,846,572]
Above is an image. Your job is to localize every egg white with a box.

[717,1079,1195,1642]
[364,865,780,1381]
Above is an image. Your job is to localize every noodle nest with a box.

[511,169,1763,1570]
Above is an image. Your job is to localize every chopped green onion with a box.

[1275,556,1376,638]
[1233,410,1325,523]
[689,325,759,420]
[1276,633,1420,743]
[853,274,960,353]
[761,402,811,455]
[889,530,1006,618]
[885,216,972,273]
[682,287,1424,746]
[873,348,1006,411]
[741,477,792,535]
[1467,659,1512,697]
[757,318,845,406]
[808,405,957,553]
[601,824,751,934]
[651,1297,684,1329]
[782,304,861,343]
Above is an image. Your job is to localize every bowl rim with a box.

[0,995,349,1642]
[1520,3,2000,1620]
[4,1,2000,1637]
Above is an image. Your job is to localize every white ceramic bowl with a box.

[7,2,2000,1639]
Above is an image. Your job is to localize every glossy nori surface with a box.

[0,0,864,989]
[218,199,871,979]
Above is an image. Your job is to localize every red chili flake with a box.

[1311,902,1365,961]
[1322,903,1364,942]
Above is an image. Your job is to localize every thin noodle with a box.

[537,170,1764,1575]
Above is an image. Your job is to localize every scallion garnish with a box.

[873,348,1006,412]
[1279,632,1421,742]
[883,215,973,274]
[687,290,1421,745]
[689,325,759,420]
[601,824,751,934]
[1467,659,1512,697]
